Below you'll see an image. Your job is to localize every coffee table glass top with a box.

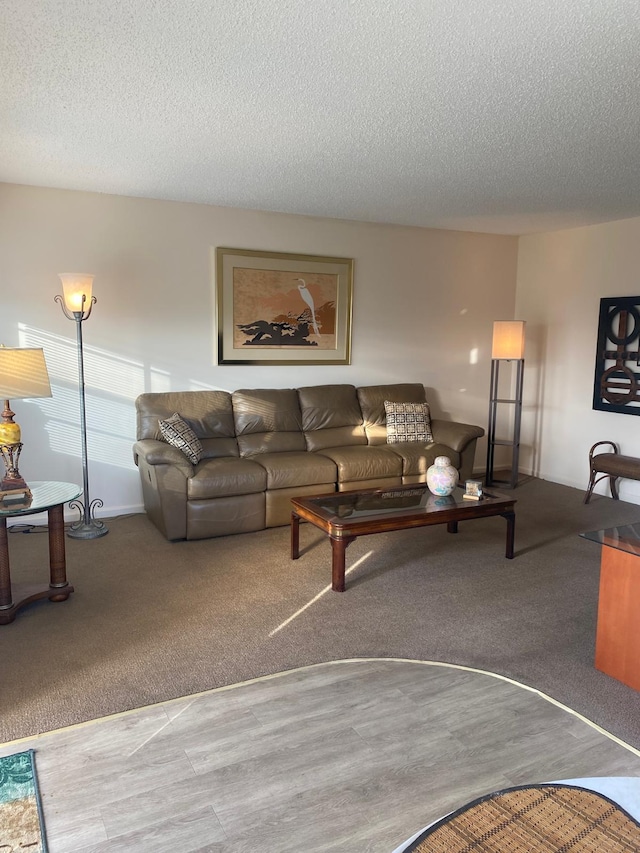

[0,481,82,517]
[295,484,510,522]
[580,523,640,557]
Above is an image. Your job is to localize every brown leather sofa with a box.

[133,383,485,540]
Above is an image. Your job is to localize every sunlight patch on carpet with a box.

[269,551,374,636]
[0,749,47,852]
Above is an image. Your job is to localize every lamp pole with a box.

[55,275,108,539]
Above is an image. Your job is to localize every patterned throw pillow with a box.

[384,401,433,444]
[158,413,203,464]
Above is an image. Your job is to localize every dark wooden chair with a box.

[584,440,640,503]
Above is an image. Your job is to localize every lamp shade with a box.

[0,347,52,400]
[58,273,94,314]
[492,321,526,360]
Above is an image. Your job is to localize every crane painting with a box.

[294,278,321,336]
[231,269,337,349]
[216,248,353,365]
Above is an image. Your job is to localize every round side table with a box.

[0,481,82,624]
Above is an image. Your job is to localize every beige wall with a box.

[1,182,517,516]
[517,216,640,504]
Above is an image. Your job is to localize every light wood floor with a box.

[2,659,640,852]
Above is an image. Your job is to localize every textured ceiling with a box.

[2,0,640,235]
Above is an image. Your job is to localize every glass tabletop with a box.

[296,484,511,521]
[0,481,82,517]
[580,523,640,557]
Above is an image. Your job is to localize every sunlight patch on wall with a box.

[16,324,224,471]
[150,370,171,392]
[188,378,227,392]
[18,325,147,470]
[44,420,136,468]
[36,367,136,429]
[20,327,148,398]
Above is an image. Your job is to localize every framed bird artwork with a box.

[215,247,353,364]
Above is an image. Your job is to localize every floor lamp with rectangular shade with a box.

[55,274,108,539]
[485,321,526,489]
[0,346,52,501]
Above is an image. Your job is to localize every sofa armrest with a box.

[133,439,193,540]
[430,419,485,454]
[133,439,195,477]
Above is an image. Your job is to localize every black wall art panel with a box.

[593,296,640,415]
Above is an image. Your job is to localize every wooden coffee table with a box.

[291,484,516,591]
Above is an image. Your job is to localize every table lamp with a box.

[0,346,52,499]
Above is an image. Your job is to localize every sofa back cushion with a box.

[298,384,367,451]
[357,383,427,445]
[136,391,239,458]
[232,388,306,456]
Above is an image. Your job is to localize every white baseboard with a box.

[7,502,146,528]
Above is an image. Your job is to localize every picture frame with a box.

[214,247,353,365]
[593,295,640,415]
[463,479,483,501]
[465,479,483,497]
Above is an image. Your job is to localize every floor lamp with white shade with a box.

[485,320,526,490]
[55,274,108,539]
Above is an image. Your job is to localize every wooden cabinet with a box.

[595,545,640,691]
[583,524,640,691]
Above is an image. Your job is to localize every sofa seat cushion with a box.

[253,452,337,490]
[188,457,267,500]
[386,442,461,477]
[316,445,402,483]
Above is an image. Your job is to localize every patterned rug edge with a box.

[0,749,48,853]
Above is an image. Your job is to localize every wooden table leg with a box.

[48,503,71,601]
[331,535,356,592]
[502,511,515,559]
[0,518,11,610]
[447,521,458,534]
[291,511,300,560]
[0,495,75,624]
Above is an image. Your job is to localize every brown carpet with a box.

[1,477,640,747]
[404,784,640,851]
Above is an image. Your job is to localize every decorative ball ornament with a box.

[426,455,458,496]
